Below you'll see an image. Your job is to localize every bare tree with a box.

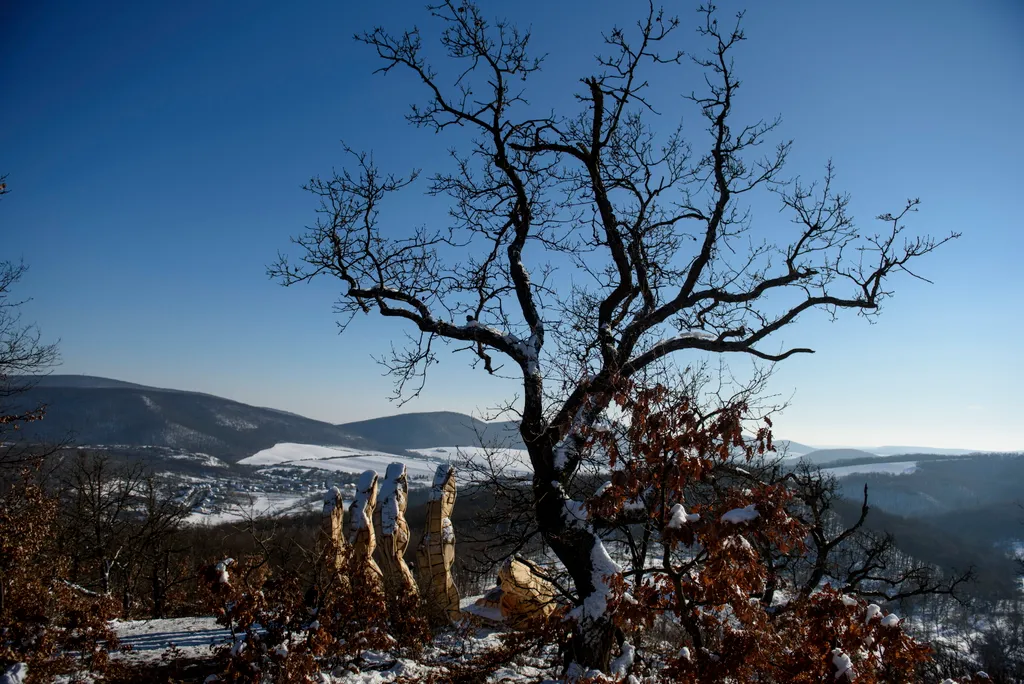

[272,3,957,670]
[1,175,61,467]
[59,452,150,597]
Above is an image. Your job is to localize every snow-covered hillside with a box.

[239,443,533,485]
[824,461,919,477]
[187,492,320,525]
[408,446,532,478]
[240,443,439,481]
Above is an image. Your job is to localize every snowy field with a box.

[239,443,439,481]
[109,599,555,682]
[166,451,229,468]
[824,461,918,478]
[187,492,320,525]
[238,443,532,486]
[408,446,532,479]
[113,617,229,663]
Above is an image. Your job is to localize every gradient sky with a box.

[2,0,1021,451]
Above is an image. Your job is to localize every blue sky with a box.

[2,0,1021,451]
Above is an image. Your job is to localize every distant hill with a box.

[834,452,1024,518]
[869,445,978,457]
[20,375,185,392]
[8,375,375,462]
[8,375,524,461]
[337,411,523,451]
[772,439,816,457]
[798,448,880,464]
[8,375,983,466]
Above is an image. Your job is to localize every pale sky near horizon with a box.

[2,1,1021,451]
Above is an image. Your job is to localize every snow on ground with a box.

[408,446,532,478]
[242,443,409,468]
[459,593,504,624]
[166,451,229,468]
[238,443,533,487]
[240,444,439,482]
[187,493,319,525]
[112,617,230,663]
[108,609,555,682]
[824,461,918,478]
[213,413,259,430]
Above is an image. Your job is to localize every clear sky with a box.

[2,0,1021,451]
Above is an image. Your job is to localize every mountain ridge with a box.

[7,375,526,460]
[337,410,523,451]
[8,375,987,460]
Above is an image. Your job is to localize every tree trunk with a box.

[532,455,619,673]
[151,558,164,619]
[101,558,111,595]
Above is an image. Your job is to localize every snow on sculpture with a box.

[373,462,418,600]
[416,463,460,622]
[348,470,384,583]
[321,483,347,571]
[497,557,558,624]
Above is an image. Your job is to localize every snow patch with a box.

[832,648,854,679]
[563,499,588,525]
[721,504,759,524]
[667,503,700,528]
[167,451,228,468]
[378,463,406,535]
[214,414,259,430]
[610,641,635,677]
[349,470,377,537]
[553,404,588,472]
[568,541,622,623]
[215,558,233,585]
[240,443,437,481]
[825,461,918,478]
[430,464,454,502]
[0,663,28,684]
[323,485,344,514]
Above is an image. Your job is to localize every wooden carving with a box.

[320,483,347,571]
[348,470,384,584]
[416,463,460,623]
[498,557,557,624]
[373,462,418,599]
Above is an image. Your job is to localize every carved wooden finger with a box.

[416,463,460,623]
[320,483,347,572]
[374,462,419,599]
[348,470,384,583]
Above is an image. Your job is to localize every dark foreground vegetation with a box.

[3,413,1024,682]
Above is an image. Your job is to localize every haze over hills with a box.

[5,375,991,461]
[870,445,978,457]
[7,375,376,461]
[337,411,522,451]
[6,375,525,460]
[796,448,885,464]
[771,439,816,457]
